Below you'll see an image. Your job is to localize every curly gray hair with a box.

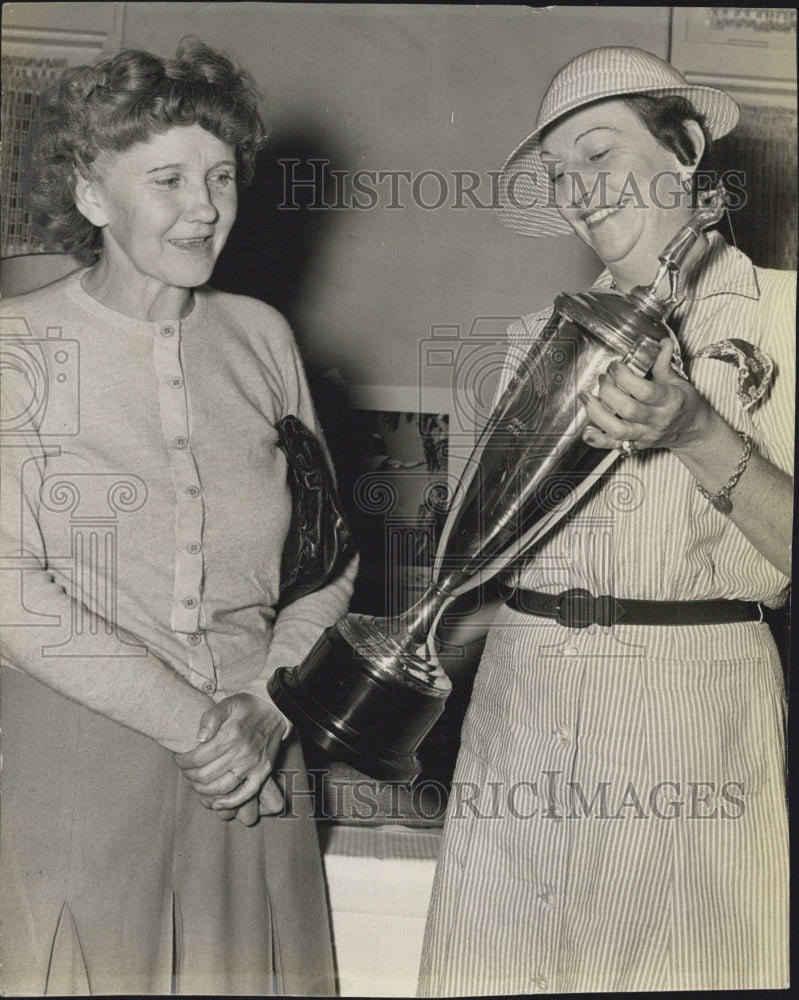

[24,36,269,264]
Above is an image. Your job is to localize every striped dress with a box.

[418,234,793,995]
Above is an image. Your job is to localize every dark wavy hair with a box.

[24,37,269,265]
[621,94,711,167]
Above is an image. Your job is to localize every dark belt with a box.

[502,586,762,628]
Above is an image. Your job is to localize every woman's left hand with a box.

[578,336,792,575]
[174,693,286,812]
[580,338,710,454]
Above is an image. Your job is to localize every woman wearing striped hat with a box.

[419,46,792,995]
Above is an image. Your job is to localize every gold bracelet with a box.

[696,432,753,514]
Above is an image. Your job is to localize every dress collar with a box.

[592,232,761,304]
[678,231,760,302]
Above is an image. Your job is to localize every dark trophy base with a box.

[268,616,450,784]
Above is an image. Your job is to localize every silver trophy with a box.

[268,187,726,782]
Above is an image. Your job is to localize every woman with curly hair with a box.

[0,38,353,995]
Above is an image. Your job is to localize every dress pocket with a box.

[639,654,783,797]
[640,656,758,690]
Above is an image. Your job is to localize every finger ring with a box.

[618,439,639,458]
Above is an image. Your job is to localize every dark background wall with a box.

[116,3,672,387]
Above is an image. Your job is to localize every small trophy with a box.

[268,187,726,782]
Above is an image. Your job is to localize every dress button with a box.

[554,725,571,743]
[187,632,203,645]
[530,975,548,992]
[540,887,555,906]
[186,486,200,499]
[169,376,184,388]
[187,542,202,554]
[161,325,175,337]
[174,436,188,449]
[201,681,216,694]
[183,596,198,609]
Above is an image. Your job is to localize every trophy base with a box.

[268,617,450,784]
[270,667,423,783]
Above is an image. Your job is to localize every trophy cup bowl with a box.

[268,189,727,783]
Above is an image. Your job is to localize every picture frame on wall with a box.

[341,383,453,623]
[670,6,797,270]
[670,6,797,98]
[303,383,467,826]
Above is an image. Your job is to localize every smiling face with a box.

[540,100,694,276]
[76,123,238,302]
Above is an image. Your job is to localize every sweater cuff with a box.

[222,684,293,741]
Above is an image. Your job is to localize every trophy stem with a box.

[382,582,452,653]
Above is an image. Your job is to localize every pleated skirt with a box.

[0,666,335,996]
[418,610,788,995]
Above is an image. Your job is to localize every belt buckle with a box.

[555,588,595,628]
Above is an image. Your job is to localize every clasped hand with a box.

[580,338,710,453]
[174,692,286,827]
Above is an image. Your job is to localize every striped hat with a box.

[496,46,740,238]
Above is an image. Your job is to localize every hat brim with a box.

[497,84,740,238]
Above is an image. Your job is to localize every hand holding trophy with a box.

[268,186,727,782]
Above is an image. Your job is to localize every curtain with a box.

[1,56,67,257]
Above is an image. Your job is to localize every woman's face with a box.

[540,100,690,270]
[81,123,238,292]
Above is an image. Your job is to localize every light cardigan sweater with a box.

[0,270,355,753]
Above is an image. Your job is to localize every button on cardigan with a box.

[0,271,351,995]
[0,270,356,752]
